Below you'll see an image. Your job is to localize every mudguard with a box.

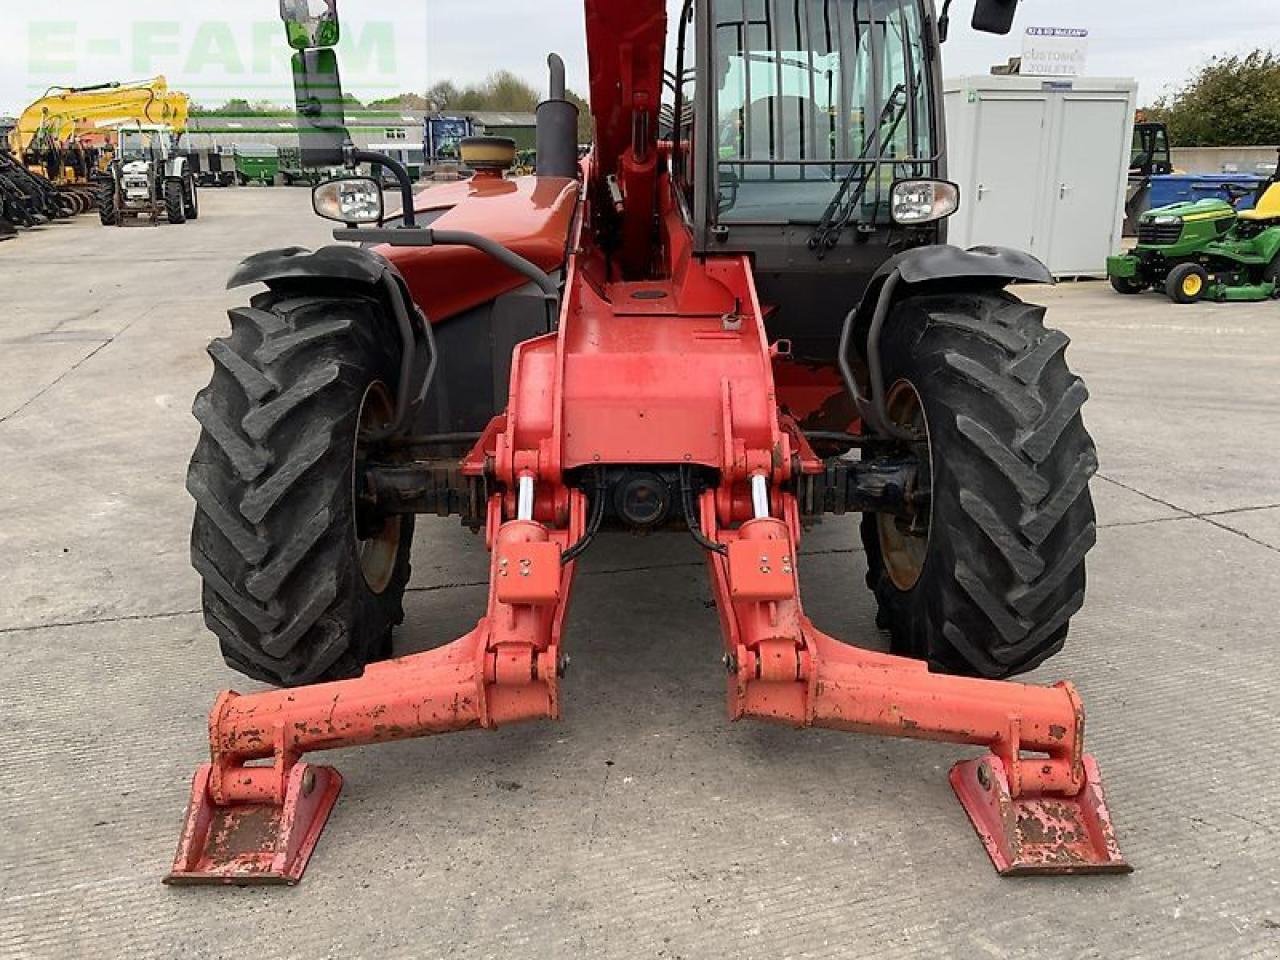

[840,244,1053,438]
[228,245,435,435]
[230,244,427,333]
[847,244,1053,355]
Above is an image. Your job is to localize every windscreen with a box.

[712,0,933,223]
[1130,125,1169,171]
[119,130,156,161]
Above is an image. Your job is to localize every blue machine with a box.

[424,115,473,165]
[1147,173,1264,212]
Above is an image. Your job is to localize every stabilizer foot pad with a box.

[950,754,1131,876]
[164,762,342,885]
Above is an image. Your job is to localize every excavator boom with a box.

[11,76,190,155]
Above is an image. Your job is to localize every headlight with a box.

[1152,216,1178,225]
[890,179,959,224]
[312,176,384,224]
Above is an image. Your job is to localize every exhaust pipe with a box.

[535,53,579,179]
[547,51,566,101]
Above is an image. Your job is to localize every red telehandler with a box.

[168,0,1129,884]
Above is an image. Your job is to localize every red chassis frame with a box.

[166,166,1129,884]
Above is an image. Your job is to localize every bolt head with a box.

[301,767,316,797]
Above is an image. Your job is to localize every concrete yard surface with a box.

[1,189,1278,959]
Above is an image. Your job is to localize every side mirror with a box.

[280,0,340,50]
[972,0,1018,35]
[313,177,383,223]
[291,48,350,166]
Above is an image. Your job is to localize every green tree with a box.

[453,71,540,113]
[191,98,333,117]
[565,89,593,144]
[366,92,430,111]
[424,81,461,112]
[423,72,592,139]
[1146,49,1280,147]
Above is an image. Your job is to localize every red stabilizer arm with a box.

[166,515,575,885]
[709,511,1130,876]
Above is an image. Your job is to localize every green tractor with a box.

[1107,159,1280,304]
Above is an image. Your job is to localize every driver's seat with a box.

[1237,182,1280,222]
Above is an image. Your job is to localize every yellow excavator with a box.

[9,76,190,216]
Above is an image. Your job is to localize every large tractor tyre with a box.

[1165,262,1207,303]
[184,178,199,220]
[164,179,186,224]
[188,292,414,687]
[860,290,1098,679]
[97,181,120,226]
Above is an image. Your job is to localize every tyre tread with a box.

[862,290,1097,678]
[187,292,411,686]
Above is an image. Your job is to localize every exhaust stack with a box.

[535,53,579,178]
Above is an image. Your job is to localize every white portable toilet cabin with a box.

[944,75,1138,278]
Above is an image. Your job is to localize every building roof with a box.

[471,111,537,127]
[182,108,538,142]
[187,111,427,134]
[346,111,428,127]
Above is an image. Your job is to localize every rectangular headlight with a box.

[890,179,960,224]
[313,176,384,224]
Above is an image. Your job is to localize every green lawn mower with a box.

[1107,160,1280,304]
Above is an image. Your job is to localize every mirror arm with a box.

[346,147,416,228]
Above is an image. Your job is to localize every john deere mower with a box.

[1107,154,1280,303]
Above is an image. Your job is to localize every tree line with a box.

[191,71,593,142]
[1143,49,1280,147]
[190,50,1280,151]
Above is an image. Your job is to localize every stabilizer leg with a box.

[704,504,1130,876]
[166,501,581,885]
[169,762,341,885]
[950,754,1128,875]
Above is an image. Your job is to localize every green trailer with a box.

[232,144,280,186]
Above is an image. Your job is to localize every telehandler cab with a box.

[169,0,1129,884]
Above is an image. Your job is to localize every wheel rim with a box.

[352,381,402,594]
[1183,273,1203,297]
[876,380,932,592]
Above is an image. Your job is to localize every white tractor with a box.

[98,124,198,225]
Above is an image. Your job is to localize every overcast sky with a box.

[2,1,1275,117]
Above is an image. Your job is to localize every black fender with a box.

[228,245,436,437]
[839,244,1053,439]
